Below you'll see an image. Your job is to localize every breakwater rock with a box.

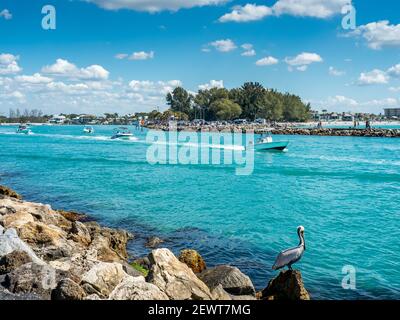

[271,128,400,138]
[0,185,310,300]
[145,124,400,138]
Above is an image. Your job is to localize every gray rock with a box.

[199,265,255,296]
[81,262,127,297]
[0,228,44,265]
[0,250,32,274]
[145,236,164,248]
[0,285,43,300]
[109,276,168,300]
[133,257,151,270]
[0,225,4,235]
[122,261,144,278]
[210,285,232,300]
[4,262,69,299]
[147,248,212,300]
[230,295,257,300]
[84,293,102,300]
[0,206,16,216]
[51,278,86,300]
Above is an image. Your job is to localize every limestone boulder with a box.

[81,262,127,296]
[51,278,86,300]
[198,265,255,296]
[0,228,44,265]
[109,276,168,300]
[147,248,212,300]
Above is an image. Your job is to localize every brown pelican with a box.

[272,226,306,271]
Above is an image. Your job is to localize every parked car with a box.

[233,119,247,125]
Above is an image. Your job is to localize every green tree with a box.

[210,99,242,120]
[194,87,229,120]
[232,82,266,121]
[166,87,193,115]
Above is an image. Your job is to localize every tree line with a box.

[0,108,51,123]
[149,82,311,122]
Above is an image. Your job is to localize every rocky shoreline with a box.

[0,185,310,301]
[145,124,400,138]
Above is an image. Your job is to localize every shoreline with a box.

[0,185,310,300]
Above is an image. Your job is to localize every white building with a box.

[384,108,400,118]
[49,115,66,124]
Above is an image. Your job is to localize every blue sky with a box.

[1,0,400,115]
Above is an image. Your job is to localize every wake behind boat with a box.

[111,127,134,140]
[83,126,94,134]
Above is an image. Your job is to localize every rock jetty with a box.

[0,185,310,300]
[145,123,400,138]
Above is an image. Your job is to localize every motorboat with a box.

[111,127,134,140]
[250,133,289,151]
[83,126,94,134]
[16,124,32,135]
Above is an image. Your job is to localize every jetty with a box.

[145,123,400,138]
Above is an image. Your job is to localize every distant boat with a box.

[111,127,134,140]
[16,124,32,135]
[251,133,289,151]
[83,126,94,134]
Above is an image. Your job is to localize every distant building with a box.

[49,115,66,124]
[384,108,400,118]
[342,113,354,122]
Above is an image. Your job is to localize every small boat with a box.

[16,125,32,135]
[111,127,134,140]
[251,133,289,151]
[83,126,94,134]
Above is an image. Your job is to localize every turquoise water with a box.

[0,125,400,300]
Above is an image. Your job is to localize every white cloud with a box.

[357,69,389,86]
[129,51,155,60]
[129,80,182,95]
[219,4,272,23]
[218,0,350,23]
[198,80,224,90]
[389,86,400,92]
[15,73,53,84]
[115,51,154,60]
[0,54,22,75]
[0,90,25,102]
[115,53,128,60]
[311,95,399,113]
[208,39,237,52]
[387,64,400,78]
[241,43,256,57]
[285,52,323,71]
[296,65,308,72]
[0,9,12,20]
[350,21,400,50]
[83,0,229,13]
[42,59,109,80]
[329,66,345,76]
[256,56,279,66]
[273,0,350,18]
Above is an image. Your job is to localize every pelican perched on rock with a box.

[272,226,306,271]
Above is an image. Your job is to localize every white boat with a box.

[16,125,32,135]
[111,127,134,140]
[83,126,94,134]
[250,133,289,151]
